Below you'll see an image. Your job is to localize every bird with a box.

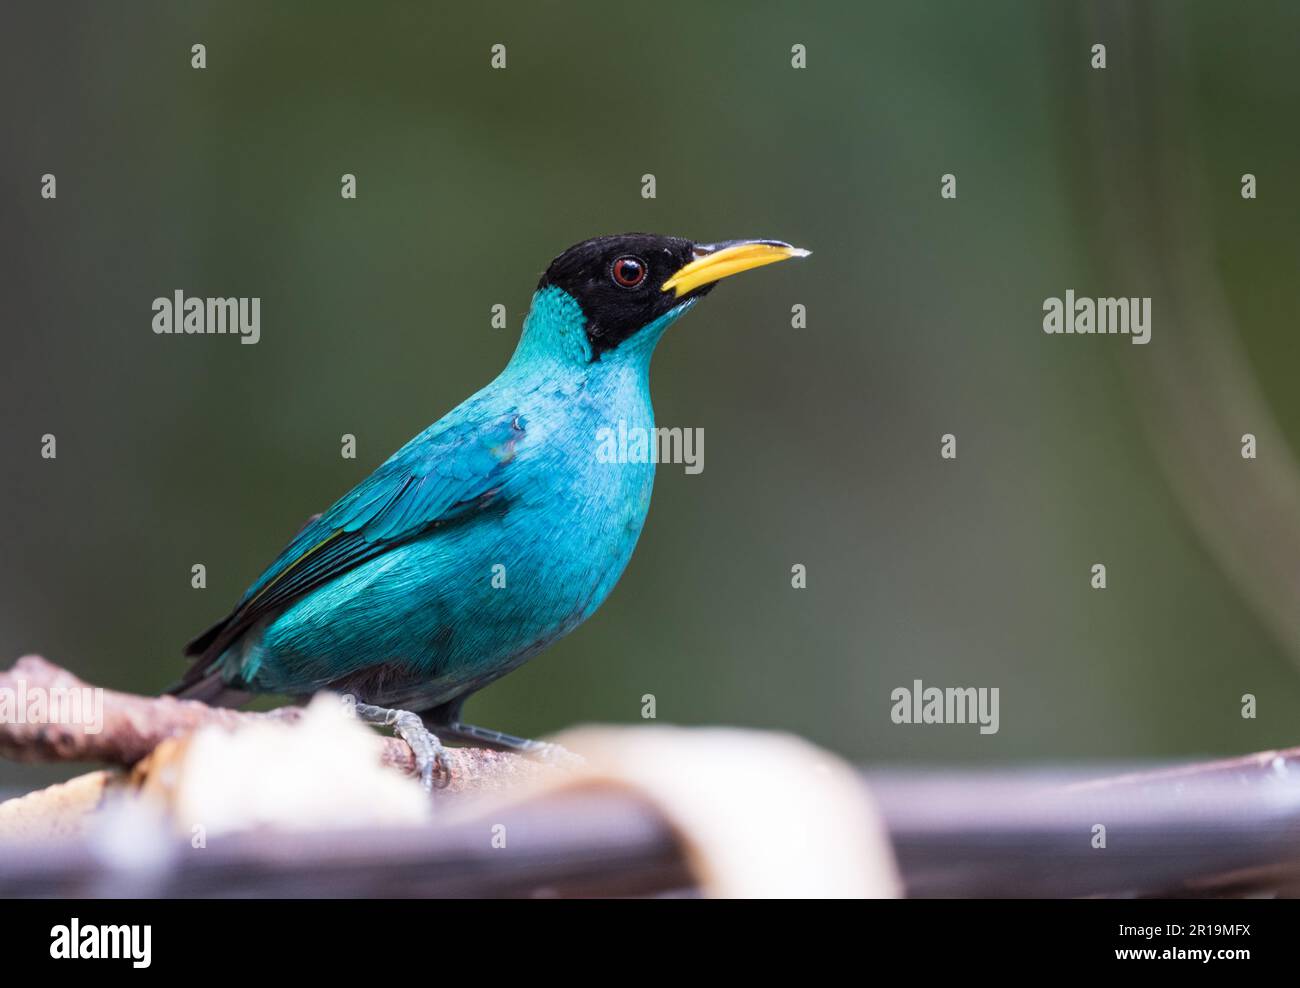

[172,233,809,787]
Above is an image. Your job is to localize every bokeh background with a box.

[5,0,1300,793]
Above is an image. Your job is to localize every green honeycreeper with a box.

[172,234,809,787]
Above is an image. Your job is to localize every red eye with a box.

[612,256,647,288]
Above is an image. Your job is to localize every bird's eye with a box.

[611,256,647,289]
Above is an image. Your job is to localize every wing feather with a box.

[175,410,526,690]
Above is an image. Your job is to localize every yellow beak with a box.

[661,239,811,297]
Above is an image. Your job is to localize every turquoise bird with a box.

[173,234,809,787]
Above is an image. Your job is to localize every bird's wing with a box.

[179,409,527,677]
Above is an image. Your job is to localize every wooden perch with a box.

[0,655,547,793]
[8,656,1300,897]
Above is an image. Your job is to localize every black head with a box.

[538,233,706,358]
[538,233,811,359]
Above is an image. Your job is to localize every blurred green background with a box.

[5,0,1300,793]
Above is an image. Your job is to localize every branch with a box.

[8,657,1300,897]
[0,655,544,793]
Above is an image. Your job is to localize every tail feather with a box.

[171,614,249,707]
[174,512,323,704]
[167,668,250,708]
[183,615,230,659]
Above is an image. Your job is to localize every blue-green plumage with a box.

[174,233,806,751]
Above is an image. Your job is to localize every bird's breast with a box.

[507,386,657,606]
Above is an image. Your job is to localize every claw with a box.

[354,702,452,791]
[393,711,451,791]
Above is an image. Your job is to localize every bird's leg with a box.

[437,720,550,753]
[438,721,579,765]
[423,700,577,764]
[353,702,450,791]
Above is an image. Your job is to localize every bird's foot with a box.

[354,702,451,791]
[434,720,583,767]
